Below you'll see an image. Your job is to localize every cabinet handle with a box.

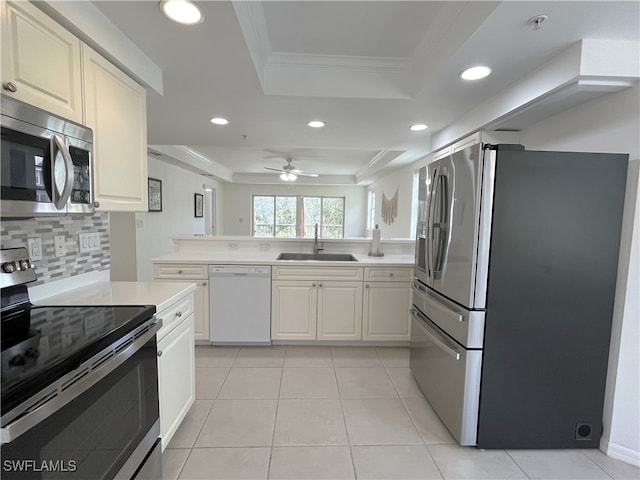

[3,82,17,93]
[312,283,317,287]
[178,270,183,274]
[175,311,182,318]
[389,272,394,277]
[200,282,207,287]
[93,201,100,208]
[365,284,370,288]
[157,350,163,357]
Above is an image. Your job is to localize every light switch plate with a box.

[78,232,101,253]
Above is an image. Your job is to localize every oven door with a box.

[0,334,161,479]
[409,306,482,446]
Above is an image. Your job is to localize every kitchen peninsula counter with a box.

[152,251,415,267]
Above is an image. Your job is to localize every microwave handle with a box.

[52,135,74,209]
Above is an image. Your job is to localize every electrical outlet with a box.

[54,235,67,257]
[228,242,239,250]
[136,219,144,228]
[27,237,42,261]
[259,243,270,251]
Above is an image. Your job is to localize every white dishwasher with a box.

[209,265,272,344]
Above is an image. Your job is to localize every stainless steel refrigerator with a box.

[410,141,628,448]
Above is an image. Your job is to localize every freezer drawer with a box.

[412,281,485,348]
[409,307,482,446]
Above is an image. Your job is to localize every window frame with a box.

[252,194,346,238]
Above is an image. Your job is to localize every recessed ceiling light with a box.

[307,121,325,128]
[460,65,493,81]
[210,117,229,125]
[160,0,204,25]
[410,124,428,132]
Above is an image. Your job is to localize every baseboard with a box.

[601,440,640,467]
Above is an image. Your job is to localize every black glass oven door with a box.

[0,338,159,480]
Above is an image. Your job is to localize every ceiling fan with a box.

[264,158,319,181]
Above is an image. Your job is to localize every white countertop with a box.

[33,281,197,313]
[153,252,415,267]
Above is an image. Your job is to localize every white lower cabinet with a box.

[362,281,412,341]
[271,281,317,340]
[153,263,210,342]
[156,293,195,450]
[271,266,364,342]
[317,281,363,340]
[271,280,363,341]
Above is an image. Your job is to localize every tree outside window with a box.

[253,195,344,238]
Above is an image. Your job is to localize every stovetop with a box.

[1,303,156,416]
[0,247,158,416]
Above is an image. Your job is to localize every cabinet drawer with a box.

[153,263,208,279]
[272,266,363,281]
[157,294,195,340]
[364,267,413,282]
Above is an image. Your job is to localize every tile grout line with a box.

[331,347,359,479]
[266,346,287,479]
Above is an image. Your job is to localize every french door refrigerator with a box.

[410,141,628,449]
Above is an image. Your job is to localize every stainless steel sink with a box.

[276,253,358,262]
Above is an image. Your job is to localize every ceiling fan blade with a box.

[297,172,319,177]
[264,167,286,173]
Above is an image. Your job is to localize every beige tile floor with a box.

[163,346,639,480]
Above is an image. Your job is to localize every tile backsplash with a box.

[0,213,110,287]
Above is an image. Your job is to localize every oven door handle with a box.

[0,317,161,445]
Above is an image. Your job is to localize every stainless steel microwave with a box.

[1,96,94,217]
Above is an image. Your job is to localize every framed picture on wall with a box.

[194,193,203,218]
[148,178,162,212]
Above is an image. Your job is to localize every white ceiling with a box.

[89,0,640,184]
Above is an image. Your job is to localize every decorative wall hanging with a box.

[381,187,398,225]
[194,193,203,217]
[148,178,162,212]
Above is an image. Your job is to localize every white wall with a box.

[368,161,424,238]
[221,183,367,237]
[520,84,640,466]
[133,157,222,281]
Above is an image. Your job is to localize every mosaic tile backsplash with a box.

[0,213,110,287]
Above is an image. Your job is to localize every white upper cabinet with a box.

[1,0,83,122]
[82,44,148,212]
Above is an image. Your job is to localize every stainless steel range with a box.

[0,247,162,479]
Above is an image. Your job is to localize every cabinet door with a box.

[363,282,412,341]
[272,281,317,340]
[153,279,209,342]
[1,0,83,122]
[157,314,195,449]
[194,280,209,342]
[82,44,148,212]
[317,281,363,341]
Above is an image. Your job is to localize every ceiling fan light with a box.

[280,172,297,182]
[307,121,325,128]
[460,65,492,81]
[160,0,204,25]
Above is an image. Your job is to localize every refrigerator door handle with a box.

[411,308,461,361]
[426,166,439,282]
[433,172,450,279]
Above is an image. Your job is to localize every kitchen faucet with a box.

[313,223,323,254]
